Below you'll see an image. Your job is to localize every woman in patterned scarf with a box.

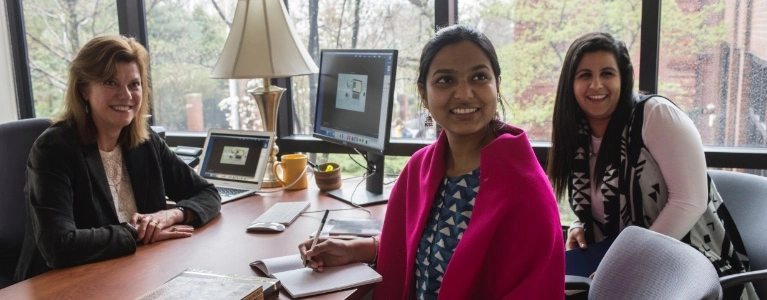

[299,24,564,299]
[548,32,755,299]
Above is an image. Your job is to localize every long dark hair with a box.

[547,32,635,199]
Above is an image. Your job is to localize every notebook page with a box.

[274,263,382,298]
[250,254,305,276]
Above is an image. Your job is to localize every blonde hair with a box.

[56,35,151,148]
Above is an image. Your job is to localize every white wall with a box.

[0,3,19,123]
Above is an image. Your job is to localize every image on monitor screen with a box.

[313,49,398,206]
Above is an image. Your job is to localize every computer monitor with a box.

[313,49,398,206]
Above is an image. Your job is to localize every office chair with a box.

[709,170,767,298]
[565,170,767,299]
[0,118,50,288]
[587,226,722,300]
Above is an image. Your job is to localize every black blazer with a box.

[14,122,221,281]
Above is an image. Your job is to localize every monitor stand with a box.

[327,183,390,207]
[326,151,390,206]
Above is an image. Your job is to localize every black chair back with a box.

[0,118,50,287]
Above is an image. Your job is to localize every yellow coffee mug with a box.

[273,154,308,190]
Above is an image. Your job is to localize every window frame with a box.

[6,0,767,169]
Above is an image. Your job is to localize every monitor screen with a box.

[313,49,398,206]
[313,49,397,155]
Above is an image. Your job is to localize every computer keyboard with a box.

[218,186,249,196]
[250,202,310,225]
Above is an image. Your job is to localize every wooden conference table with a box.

[0,183,386,299]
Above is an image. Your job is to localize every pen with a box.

[305,209,329,267]
[308,161,319,172]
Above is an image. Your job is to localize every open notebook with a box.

[250,254,381,298]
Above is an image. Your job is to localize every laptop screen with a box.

[198,131,273,184]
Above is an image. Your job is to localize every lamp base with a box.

[250,83,286,188]
[261,143,281,188]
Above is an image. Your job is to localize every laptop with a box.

[198,129,275,203]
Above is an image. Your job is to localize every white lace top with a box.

[100,147,138,223]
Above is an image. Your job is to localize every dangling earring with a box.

[424,114,433,127]
[494,94,503,122]
[85,101,90,114]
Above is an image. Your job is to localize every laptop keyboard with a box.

[218,186,250,197]
[250,202,310,225]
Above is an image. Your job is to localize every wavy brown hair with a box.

[547,32,635,200]
[56,35,151,148]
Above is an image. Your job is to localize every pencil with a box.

[305,209,329,267]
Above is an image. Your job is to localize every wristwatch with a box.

[175,206,188,224]
[121,222,138,239]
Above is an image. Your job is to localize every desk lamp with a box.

[210,0,318,188]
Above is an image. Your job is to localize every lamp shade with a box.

[210,0,318,79]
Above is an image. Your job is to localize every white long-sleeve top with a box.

[584,97,708,240]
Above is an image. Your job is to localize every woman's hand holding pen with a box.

[130,210,194,244]
[299,238,369,272]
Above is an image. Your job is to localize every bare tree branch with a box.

[407,0,430,18]
[25,32,72,64]
[557,0,568,28]
[88,0,101,36]
[64,0,80,55]
[211,0,232,28]
[549,41,564,64]
[351,0,360,49]
[29,62,67,90]
[336,0,348,48]
[145,0,161,15]
[33,3,66,51]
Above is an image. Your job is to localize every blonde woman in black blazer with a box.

[14,36,220,281]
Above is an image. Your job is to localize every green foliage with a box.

[146,0,229,131]
[660,0,726,57]
[462,0,644,141]
[23,0,120,117]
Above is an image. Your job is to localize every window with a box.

[22,0,119,118]
[287,0,436,141]
[459,0,643,142]
[285,0,436,178]
[659,0,767,150]
[144,0,234,132]
[7,0,767,224]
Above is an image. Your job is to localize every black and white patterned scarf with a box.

[568,95,757,299]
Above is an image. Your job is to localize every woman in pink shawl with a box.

[300,24,564,299]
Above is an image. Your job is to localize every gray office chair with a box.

[0,118,50,288]
[566,171,767,299]
[587,226,722,300]
[709,170,767,298]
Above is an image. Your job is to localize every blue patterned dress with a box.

[414,168,480,299]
